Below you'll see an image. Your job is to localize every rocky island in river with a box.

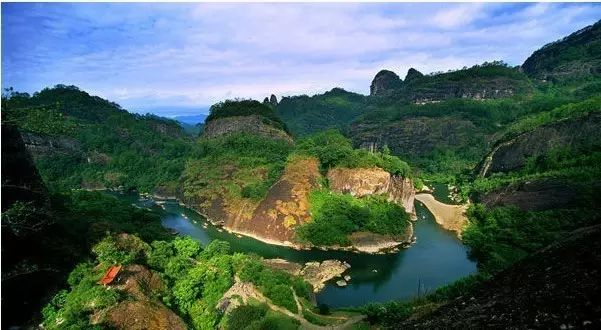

[180,100,417,253]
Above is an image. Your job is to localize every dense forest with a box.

[2,85,193,194]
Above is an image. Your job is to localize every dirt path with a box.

[415,193,468,237]
[219,280,365,329]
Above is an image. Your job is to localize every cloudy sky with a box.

[2,3,600,116]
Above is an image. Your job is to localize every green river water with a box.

[122,185,476,308]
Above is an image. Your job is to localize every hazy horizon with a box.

[2,2,600,117]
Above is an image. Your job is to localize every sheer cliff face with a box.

[234,157,321,243]
[482,112,601,176]
[350,116,489,161]
[198,156,322,244]
[480,178,601,213]
[202,115,293,143]
[1,124,50,210]
[476,112,601,213]
[326,167,416,219]
[196,162,416,244]
[1,123,81,327]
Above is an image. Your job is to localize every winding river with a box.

[120,186,476,308]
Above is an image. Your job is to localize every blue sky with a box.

[2,3,600,116]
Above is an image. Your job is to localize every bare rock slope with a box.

[327,167,416,219]
[203,114,293,143]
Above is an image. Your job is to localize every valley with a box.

[2,16,600,330]
[122,189,477,308]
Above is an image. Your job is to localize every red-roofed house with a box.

[98,265,122,286]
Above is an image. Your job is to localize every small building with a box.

[98,265,122,286]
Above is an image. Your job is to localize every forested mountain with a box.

[2,85,193,194]
[272,21,601,181]
[276,88,368,136]
[182,99,415,250]
[361,21,601,328]
[522,20,601,81]
[364,98,601,325]
[1,122,173,327]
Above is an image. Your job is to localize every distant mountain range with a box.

[173,114,208,125]
[132,105,209,125]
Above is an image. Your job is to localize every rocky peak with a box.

[404,68,424,83]
[269,94,278,107]
[370,70,402,96]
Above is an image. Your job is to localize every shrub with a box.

[247,311,300,330]
[296,130,411,176]
[227,304,268,330]
[463,204,600,273]
[147,240,175,271]
[173,236,202,259]
[297,191,410,246]
[265,284,298,313]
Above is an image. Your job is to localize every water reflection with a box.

[118,192,476,307]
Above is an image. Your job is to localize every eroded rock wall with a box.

[203,115,293,143]
[202,156,322,245]
[350,116,490,162]
[483,112,601,176]
[479,178,601,212]
[327,167,416,219]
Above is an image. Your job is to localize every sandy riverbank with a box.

[415,193,468,237]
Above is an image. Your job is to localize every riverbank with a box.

[168,197,413,254]
[415,194,468,236]
[263,258,351,292]
[147,193,478,307]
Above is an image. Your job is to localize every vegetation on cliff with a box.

[462,205,599,273]
[360,22,601,328]
[183,127,414,246]
[7,19,601,330]
[206,99,288,133]
[41,233,311,329]
[457,97,601,274]
[297,191,409,246]
[522,20,601,81]
[2,124,322,329]
[276,88,367,136]
[183,132,292,206]
[295,130,411,177]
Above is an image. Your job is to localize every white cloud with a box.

[431,3,485,29]
[3,3,601,113]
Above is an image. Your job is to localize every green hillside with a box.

[276,88,368,136]
[2,85,193,193]
[522,20,601,81]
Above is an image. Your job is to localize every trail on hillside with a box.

[219,279,365,329]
